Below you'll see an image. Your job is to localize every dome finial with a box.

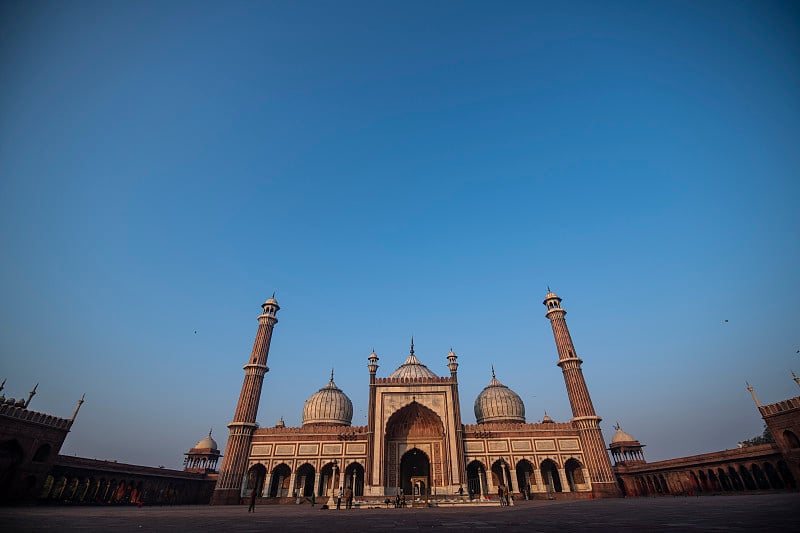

[208,427,213,437]
[410,336,415,355]
[330,368,335,382]
[491,365,495,378]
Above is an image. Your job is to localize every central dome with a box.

[389,340,438,379]
[302,371,353,426]
[474,368,526,424]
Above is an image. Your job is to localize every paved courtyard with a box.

[2,494,799,532]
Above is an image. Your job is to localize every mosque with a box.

[210,291,620,504]
[2,290,797,505]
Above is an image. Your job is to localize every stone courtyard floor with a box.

[2,493,799,532]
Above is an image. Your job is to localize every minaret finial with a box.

[491,365,496,378]
[746,382,762,407]
[330,368,335,382]
[547,285,551,293]
[25,383,38,408]
[410,336,415,355]
[71,393,85,422]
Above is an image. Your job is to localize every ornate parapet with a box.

[758,396,800,417]
[0,404,72,430]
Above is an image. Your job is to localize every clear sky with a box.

[1,1,798,469]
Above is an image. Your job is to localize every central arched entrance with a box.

[384,401,446,493]
[400,448,430,496]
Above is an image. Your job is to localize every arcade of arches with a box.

[617,456,796,496]
[465,457,587,498]
[245,460,366,500]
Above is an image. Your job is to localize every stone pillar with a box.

[558,468,571,492]
[531,468,544,492]
[267,475,274,498]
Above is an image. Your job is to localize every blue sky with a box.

[1,1,798,468]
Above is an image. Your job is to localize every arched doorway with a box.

[344,462,365,497]
[400,448,429,497]
[764,462,783,489]
[717,468,732,491]
[564,459,585,492]
[295,463,316,497]
[777,461,796,489]
[246,464,266,498]
[540,459,562,493]
[384,401,445,492]
[0,439,24,501]
[739,465,756,490]
[516,460,534,497]
[784,430,800,449]
[318,462,336,497]
[689,471,701,493]
[269,464,291,497]
[752,464,769,490]
[728,466,744,491]
[491,459,513,492]
[466,460,487,499]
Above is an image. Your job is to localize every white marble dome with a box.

[611,426,637,443]
[474,368,526,424]
[389,341,438,379]
[194,431,218,450]
[302,372,353,426]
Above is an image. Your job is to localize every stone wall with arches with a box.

[41,455,216,505]
[614,444,796,497]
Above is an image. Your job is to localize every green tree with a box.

[738,424,774,447]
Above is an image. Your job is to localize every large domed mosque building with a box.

[210,291,621,504]
[210,291,800,506]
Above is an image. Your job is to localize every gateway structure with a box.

[210,291,619,504]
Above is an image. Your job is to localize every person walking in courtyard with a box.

[344,486,353,509]
[248,488,257,513]
[336,487,343,510]
[498,483,506,506]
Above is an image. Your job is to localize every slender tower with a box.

[366,348,379,487]
[543,290,619,497]
[211,295,280,504]
[447,348,466,487]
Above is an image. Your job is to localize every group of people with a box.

[335,486,354,509]
[497,483,512,506]
[393,492,407,508]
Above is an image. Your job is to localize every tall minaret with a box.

[543,290,619,497]
[211,295,280,505]
[366,348,379,485]
[447,347,466,487]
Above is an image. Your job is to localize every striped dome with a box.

[302,372,353,426]
[389,339,438,379]
[474,368,526,424]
